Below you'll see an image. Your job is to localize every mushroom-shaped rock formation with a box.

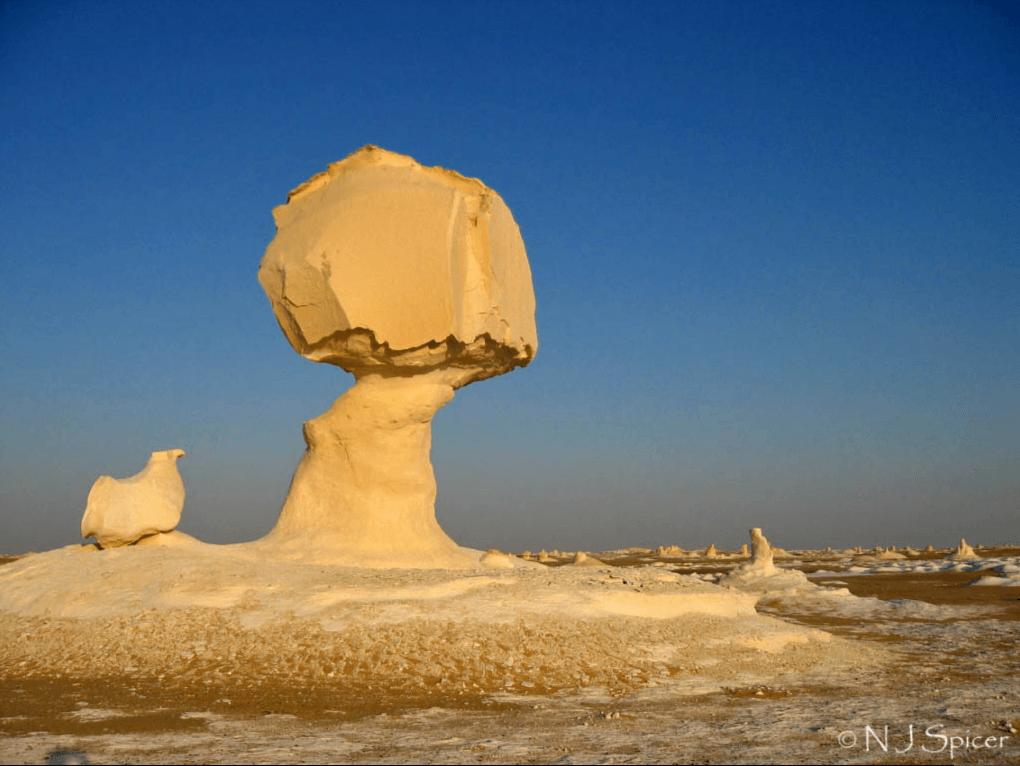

[81,450,186,548]
[257,147,537,568]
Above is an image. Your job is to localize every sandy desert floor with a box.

[1,545,1018,765]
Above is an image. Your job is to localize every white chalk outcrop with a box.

[81,449,186,548]
[947,538,980,560]
[257,147,537,568]
[725,528,778,579]
[874,548,906,560]
[721,529,813,593]
[571,551,606,567]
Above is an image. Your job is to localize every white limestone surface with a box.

[80,449,186,548]
[0,544,835,693]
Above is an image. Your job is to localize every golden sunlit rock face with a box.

[80,449,186,548]
[256,147,538,567]
[259,145,537,384]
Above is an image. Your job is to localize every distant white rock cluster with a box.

[80,449,186,548]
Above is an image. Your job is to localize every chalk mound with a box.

[259,145,537,383]
[133,530,204,548]
[874,548,906,560]
[656,545,684,557]
[0,546,852,699]
[479,549,540,569]
[571,551,606,567]
[80,449,186,548]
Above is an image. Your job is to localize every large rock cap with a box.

[259,146,537,383]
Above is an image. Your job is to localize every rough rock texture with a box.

[723,528,779,580]
[256,147,537,567]
[721,528,813,591]
[80,449,186,548]
[260,369,481,568]
[948,537,980,560]
[259,145,537,383]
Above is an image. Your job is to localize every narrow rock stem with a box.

[262,368,478,567]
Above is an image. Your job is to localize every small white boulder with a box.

[81,449,186,548]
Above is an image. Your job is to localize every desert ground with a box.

[1,543,1018,765]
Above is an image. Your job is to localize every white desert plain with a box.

[2,148,1018,765]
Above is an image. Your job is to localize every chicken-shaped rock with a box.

[81,449,186,548]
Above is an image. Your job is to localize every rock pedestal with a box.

[263,370,478,567]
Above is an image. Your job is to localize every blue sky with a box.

[2,0,1017,554]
